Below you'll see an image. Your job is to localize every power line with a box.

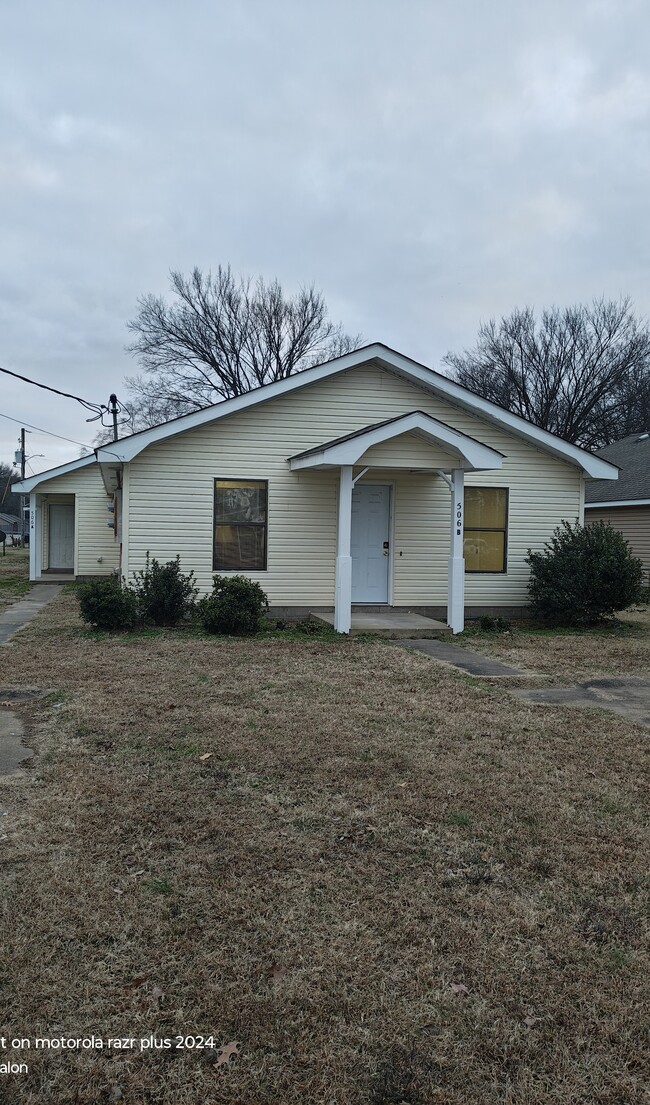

[0,363,104,414]
[0,411,92,450]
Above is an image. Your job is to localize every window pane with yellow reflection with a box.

[464,530,506,572]
[464,487,508,572]
[465,487,507,529]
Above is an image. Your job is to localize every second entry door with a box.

[351,484,390,603]
[48,503,75,570]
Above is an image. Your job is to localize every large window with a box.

[214,479,268,571]
[464,487,508,573]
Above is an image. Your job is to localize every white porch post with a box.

[447,468,465,633]
[334,465,353,634]
[29,493,42,581]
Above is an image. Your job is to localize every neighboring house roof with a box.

[0,512,20,525]
[584,432,650,507]
[13,343,619,492]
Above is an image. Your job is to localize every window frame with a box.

[463,486,509,574]
[213,477,269,572]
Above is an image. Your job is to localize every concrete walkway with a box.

[0,583,65,645]
[395,638,526,676]
[0,709,34,776]
[512,678,650,728]
[396,638,650,728]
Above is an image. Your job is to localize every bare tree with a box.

[443,298,650,449]
[125,266,362,429]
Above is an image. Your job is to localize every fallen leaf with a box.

[199,752,213,761]
[151,985,163,1006]
[124,975,148,990]
[214,1041,240,1070]
[524,1016,538,1027]
[107,1087,123,1102]
[450,982,469,996]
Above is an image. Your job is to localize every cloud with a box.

[47,113,128,149]
[1,0,650,467]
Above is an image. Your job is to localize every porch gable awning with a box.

[288,410,504,472]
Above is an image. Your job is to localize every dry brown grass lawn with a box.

[1,592,648,1104]
[0,546,30,609]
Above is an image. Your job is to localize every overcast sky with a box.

[1,0,649,477]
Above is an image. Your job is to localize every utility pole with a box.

[109,394,119,442]
[18,429,26,544]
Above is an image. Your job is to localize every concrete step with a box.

[310,610,452,639]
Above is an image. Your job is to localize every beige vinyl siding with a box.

[585,505,650,575]
[360,432,457,469]
[36,464,119,576]
[125,362,582,608]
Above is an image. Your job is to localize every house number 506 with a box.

[456,502,462,536]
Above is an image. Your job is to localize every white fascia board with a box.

[94,342,619,479]
[371,350,620,479]
[95,345,393,463]
[585,498,650,509]
[289,411,503,471]
[11,454,96,493]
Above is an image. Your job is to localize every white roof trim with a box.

[289,411,503,471]
[93,342,620,479]
[12,454,96,493]
[585,498,650,509]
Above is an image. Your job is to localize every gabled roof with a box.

[288,411,504,471]
[585,432,650,506]
[94,343,616,478]
[14,343,619,489]
[12,454,96,495]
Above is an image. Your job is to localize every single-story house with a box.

[13,343,618,633]
[585,431,650,578]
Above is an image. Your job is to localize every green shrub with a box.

[197,575,268,635]
[131,553,198,626]
[479,614,511,632]
[77,576,138,631]
[526,520,644,625]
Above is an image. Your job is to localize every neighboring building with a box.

[0,512,21,535]
[13,343,617,632]
[585,432,650,578]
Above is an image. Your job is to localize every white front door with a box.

[351,484,390,602]
[48,503,74,570]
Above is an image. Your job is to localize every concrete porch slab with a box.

[310,609,452,638]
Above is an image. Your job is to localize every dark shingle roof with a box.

[585,433,650,504]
